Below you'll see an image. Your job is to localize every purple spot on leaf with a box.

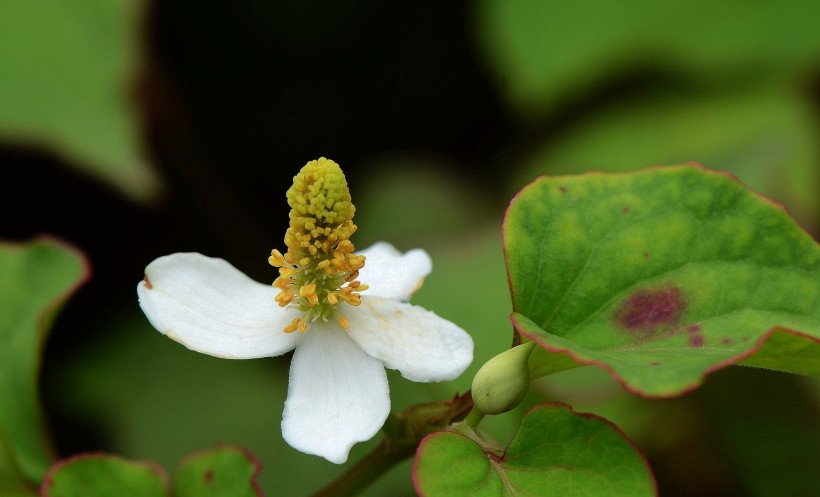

[614,285,687,332]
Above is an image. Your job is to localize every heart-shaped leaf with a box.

[41,454,167,497]
[504,165,820,396]
[414,403,656,496]
[0,238,89,484]
[173,445,262,497]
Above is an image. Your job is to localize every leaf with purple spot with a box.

[173,445,263,497]
[40,446,263,497]
[504,165,820,397]
[413,403,657,497]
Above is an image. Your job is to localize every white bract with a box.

[137,242,473,463]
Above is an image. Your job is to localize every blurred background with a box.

[1,0,819,495]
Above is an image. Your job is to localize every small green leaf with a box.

[173,445,262,497]
[0,238,89,483]
[504,165,820,396]
[414,403,656,496]
[0,0,161,202]
[41,454,168,497]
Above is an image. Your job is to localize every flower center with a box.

[268,158,368,333]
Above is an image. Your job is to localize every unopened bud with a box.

[471,342,535,415]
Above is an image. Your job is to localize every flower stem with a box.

[308,438,417,497]
[464,407,485,429]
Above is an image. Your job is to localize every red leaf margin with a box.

[39,452,169,497]
[412,402,658,497]
[0,235,91,483]
[502,163,820,398]
[173,443,265,497]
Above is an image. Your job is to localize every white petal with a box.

[345,296,473,382]
[282,324,389,464]
[137,253,300,359]
[356,242,432,301]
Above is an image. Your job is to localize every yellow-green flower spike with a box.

[269,158,367,333]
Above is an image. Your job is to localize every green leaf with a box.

[511,89,819,233]
[173,446,262,497]
[0,0,161,202]
[0,238,89,484]
[414,403,656,496]
[476,0,820,118]
[40,454,168,497]
[504,165,820,396]
[0,437,38,497]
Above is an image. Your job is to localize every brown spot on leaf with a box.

[204,469,214,484]
[721,338,732,345]
[643,252,650,259]
[614,285,687,332]
[650,361,661,366]
[559,186,567,193]
[143,275,152,289]
[622,206,630,213]
[686,324,705,347]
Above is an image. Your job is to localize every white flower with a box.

[137,242,473,464]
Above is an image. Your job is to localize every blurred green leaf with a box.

[41,454,167,497]
[414,403,656,497]
[0,238,89,485]
[512,89,819,232]
[0,0,161,202]
[505,166,820,396]
[173,446,262,497]
[0,437,38,497]
[476,0,820,118]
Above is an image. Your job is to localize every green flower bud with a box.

[471,342,535,415]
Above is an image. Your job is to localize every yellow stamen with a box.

[338,315,350,330]
[284,318,301,334]
[269,249,286,267]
